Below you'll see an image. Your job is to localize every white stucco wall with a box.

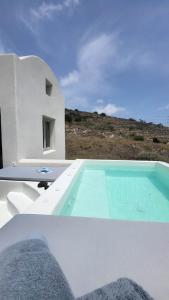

[0,55,18,166]
[0,54,65,167]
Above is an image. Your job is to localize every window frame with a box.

[42,116,55,151]
[45,79,53,96]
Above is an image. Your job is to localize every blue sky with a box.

[0,0,169,124]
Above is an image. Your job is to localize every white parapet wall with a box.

[0,54,65,167]
[18,158,73,167]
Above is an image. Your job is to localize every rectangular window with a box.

[46,79,52,96]
[43,116,55,150]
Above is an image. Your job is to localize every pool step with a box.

[72,170,109,218]
[7,192,34,213]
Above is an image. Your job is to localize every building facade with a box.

[0,54,65,167]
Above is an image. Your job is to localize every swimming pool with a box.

[53,161,169,222]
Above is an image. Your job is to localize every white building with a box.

[0,54,65,168]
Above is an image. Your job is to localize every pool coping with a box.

[25,159,169,215]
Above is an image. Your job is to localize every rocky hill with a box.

[65,108,169,162]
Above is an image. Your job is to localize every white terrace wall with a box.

[0,54,65,167]
[0,55,18,166]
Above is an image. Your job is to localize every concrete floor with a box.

[0,215,168,299]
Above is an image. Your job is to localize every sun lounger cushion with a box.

[0,239,74,300]
[77,277,154,300]
[0,239,154,300]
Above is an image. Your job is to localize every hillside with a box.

[65,109,169,162]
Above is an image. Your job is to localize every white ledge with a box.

[18,158,74,167]
[43,149,56,155]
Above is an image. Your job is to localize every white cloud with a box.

[30,0,80,20]
[158,103,169,110]
[65,96,88,109]
[21,0,81,33]
[60,70,80,87]
[96,99,104,105]
[61,31,153,111]
[77,32,152,78]
[94,103,126,116]
[30,2,62,20]
[61,33,119,97]
[78,33,117,74]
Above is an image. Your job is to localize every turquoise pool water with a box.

[54,163,169,222]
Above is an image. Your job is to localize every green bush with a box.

[133,135,144,141]
[65,114,72,123]
[157,123,163,128]
[139,119,146,124]
[129,126,135,131]
[136,151,162,161]
[92,123,114,131]
[74,115,82,122]
[153,137,160,143]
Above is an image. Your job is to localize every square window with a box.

[46,79,52,96]
[43,116,55,150]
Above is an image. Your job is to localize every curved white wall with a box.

[0,54,65,166]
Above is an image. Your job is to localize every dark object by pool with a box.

[0,238,154,300]
[38,181,49,190]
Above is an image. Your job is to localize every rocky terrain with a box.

[65,108,169,162]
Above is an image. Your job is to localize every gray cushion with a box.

[0,239,154,300]
[0,239,74,300]
[77,278,154,300]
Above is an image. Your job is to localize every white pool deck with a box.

[0,161,71,227]
[0,159,169,299]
